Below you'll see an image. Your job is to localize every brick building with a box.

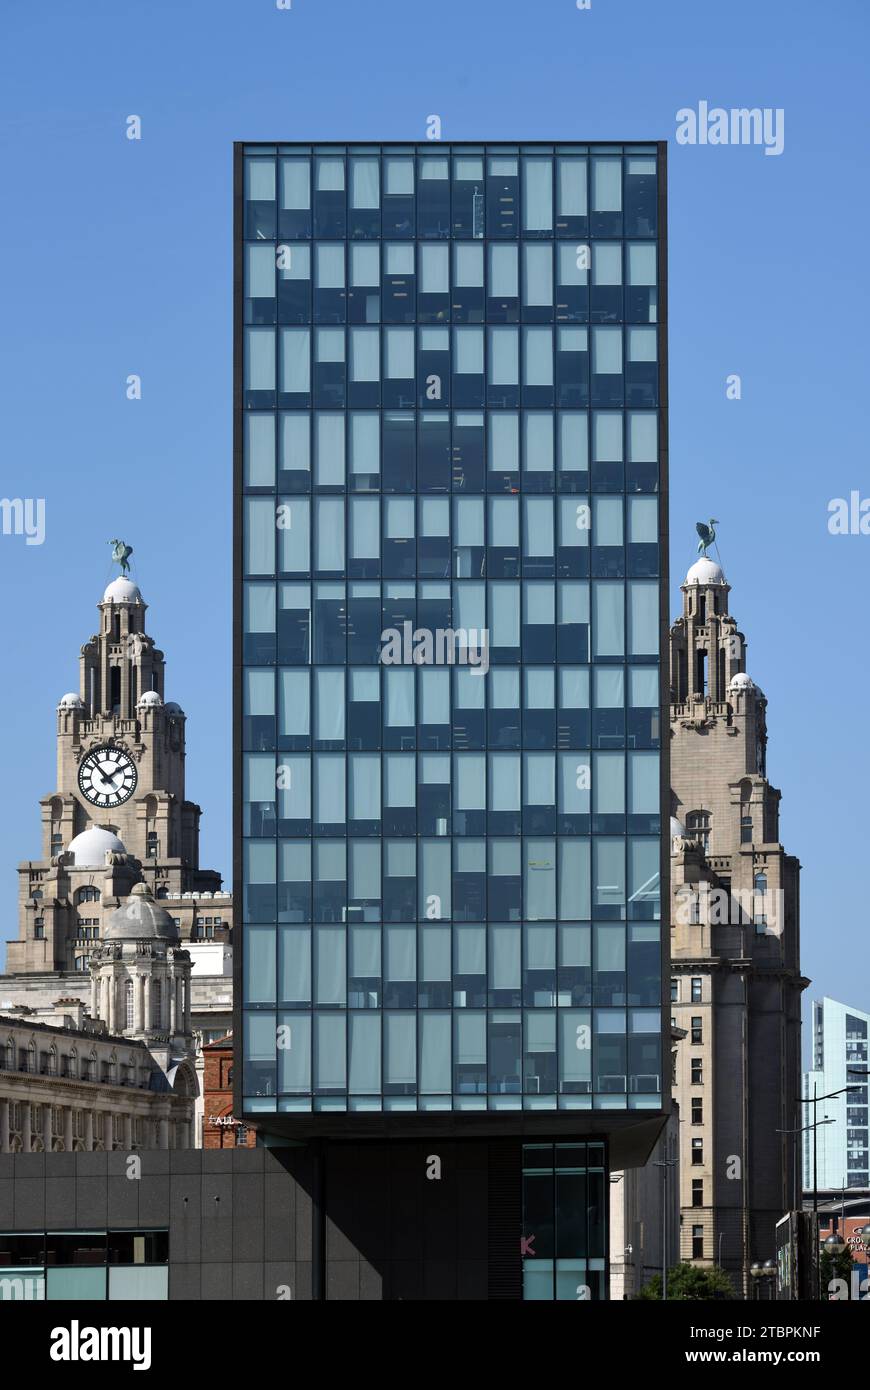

[202,1036,254,1149]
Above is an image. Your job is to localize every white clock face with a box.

[78,745,137,807]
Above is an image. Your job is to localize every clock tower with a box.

[668,551,804,1293]
[7,568,227,973]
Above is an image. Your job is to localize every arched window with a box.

[152,980,162,1028]
[50,798,63,857]
[145,796,159,860]
[739,780,753,844]
[27,1041,36,1074]
[753,871,768,933]
[76,886,101,904]
[125,979,134,1029]
[156,886,170,900]
[4,1038,13,1071]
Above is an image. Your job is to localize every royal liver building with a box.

[669,549,806,1294]
[6,566,229,974]
[0,554,234,1151]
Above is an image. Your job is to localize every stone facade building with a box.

[0,884,198,1153]
[0,1010,195,1154]
[0,563,234,1144]
[669,555,805,1294]
[90,884,192,1060]
[7,574,230,975]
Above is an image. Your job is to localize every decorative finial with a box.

[695,519,719,558]
[108,539,134,577]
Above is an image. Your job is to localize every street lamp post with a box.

[763,1258,777,1300]
[822,1228,848,1299]
[749,1259,777,1301]
[653,1157,678,1301]
[798,1084,861,1298]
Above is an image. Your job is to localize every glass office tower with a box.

[804,998,870,1191]
[235,142,670,1297]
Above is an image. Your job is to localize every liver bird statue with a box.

[108,538,134,577]
[695,519,718,557]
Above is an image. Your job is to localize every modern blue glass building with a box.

[234,141,670,1299]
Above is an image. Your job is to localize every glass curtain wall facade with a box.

[522,1142,606,1299]
[0,1230,169,1301]
[803,997,870,1191]
[236,142,668,1131]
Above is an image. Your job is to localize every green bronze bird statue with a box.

[108,539,134,577]
[695,519,719,557]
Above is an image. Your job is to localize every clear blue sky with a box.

[0,0,866,1039]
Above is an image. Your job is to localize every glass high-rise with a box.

[804,998,870,1192]
[234,141,670,1298]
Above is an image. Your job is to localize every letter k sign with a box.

[520,1234,536,1256]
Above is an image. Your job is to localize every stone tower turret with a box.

[89,882,195,1079]
[668,550,805,1296]
[7,565,229,974]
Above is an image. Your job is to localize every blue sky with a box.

[0,0,866,1033]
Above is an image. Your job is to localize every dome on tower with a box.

[729,672,755,691]
[685,557,726,586]
[66,826,126,866]
[164,701,184,716]
[103,577,142,604]
[58,692,85,710]
[137,690,162,708]
[104,882,180,943]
